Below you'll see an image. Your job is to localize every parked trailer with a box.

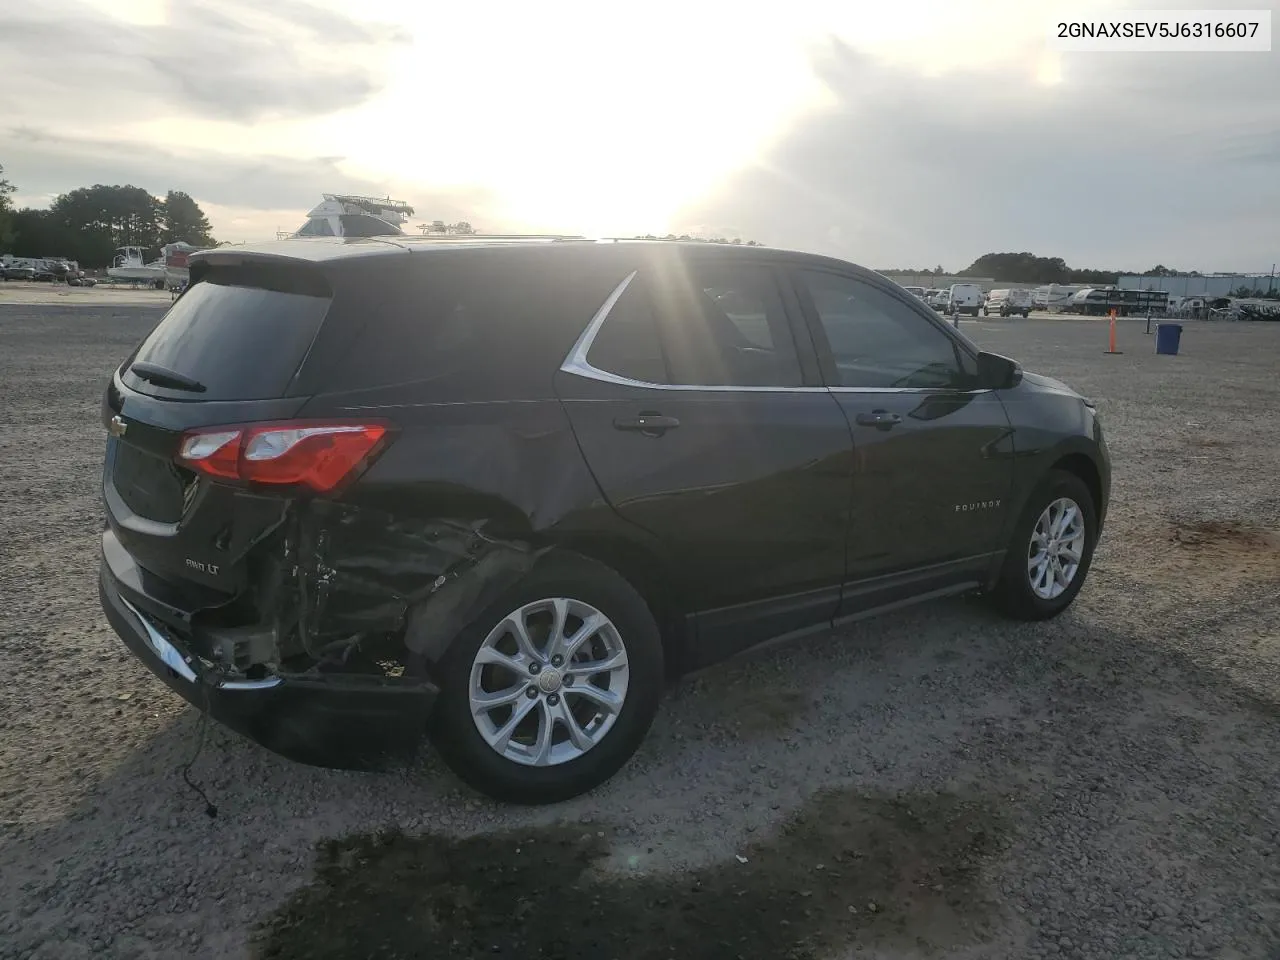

[1070,288,1170,317]
[1033,284,1088,313]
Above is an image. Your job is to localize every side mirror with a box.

[976,351,1022,390]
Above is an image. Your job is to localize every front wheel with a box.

[430,552,664,804]
[991,470,1097,620]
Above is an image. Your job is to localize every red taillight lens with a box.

[178,429,242,480]
[177,421,391,493]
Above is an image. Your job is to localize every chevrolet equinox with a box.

[98,237,1110,804]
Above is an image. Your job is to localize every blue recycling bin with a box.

[1155,323,1183,356]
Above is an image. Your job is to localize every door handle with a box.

[613,413,680,436]
[855,410,902,430]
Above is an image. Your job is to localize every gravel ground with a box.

[1,306,1278,960]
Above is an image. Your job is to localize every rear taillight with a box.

[177,421,392,493]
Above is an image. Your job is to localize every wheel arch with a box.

[1050,451,1103,517]
[538,531,691,680]
[987,439,1107,590]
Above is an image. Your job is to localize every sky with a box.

[2,0,1277,272]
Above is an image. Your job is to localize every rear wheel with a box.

[430,552,664,804]
[991,470,1097,620]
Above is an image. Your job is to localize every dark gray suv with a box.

[98,237,1110,803]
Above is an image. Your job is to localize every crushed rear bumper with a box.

[98,533,438,771]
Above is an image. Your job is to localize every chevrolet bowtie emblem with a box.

[109,415,128,438]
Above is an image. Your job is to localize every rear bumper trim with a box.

[218,677,285,691]
[118,593,283,691]
[118,595,199,683]
[100,547,438,771]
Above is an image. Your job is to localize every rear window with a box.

[123,271,331,400]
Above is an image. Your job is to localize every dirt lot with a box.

[0,281,172,308]
[1,306,1278,960]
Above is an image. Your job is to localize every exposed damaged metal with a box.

[193,499,546,688]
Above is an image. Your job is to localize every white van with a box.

[947,283,983,316]
[983,288,1033,318]
[902,285,927,300]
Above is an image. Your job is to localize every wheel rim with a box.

[468,597,629,767]
[1027,497,1086,600]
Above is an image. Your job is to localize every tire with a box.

[429,551,664,804]
[982,308,989,316]
[991,469,1098,621]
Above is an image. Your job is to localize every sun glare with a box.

[329,4,829,235]
[77,0,166,25]
[90,0,1113,240]
[1035,55,1065,86]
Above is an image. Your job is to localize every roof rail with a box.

[403,233,590,242]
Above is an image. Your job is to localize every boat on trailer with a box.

[288,194,416,239]
[107,246,166,286]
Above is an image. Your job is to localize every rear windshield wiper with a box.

[128,361,207,393]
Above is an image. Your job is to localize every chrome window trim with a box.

[559,270,994,396]
[830,386,994,395]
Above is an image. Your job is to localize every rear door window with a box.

[586,281,671,384]
[654,262,803,387]
[586,260,804,388]
[123,271,331,400]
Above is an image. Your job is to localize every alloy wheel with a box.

[468,597,629,767]
[1027,497,1086,600]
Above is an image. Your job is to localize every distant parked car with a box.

[902,285,927,300]
[984,289,1034,318]
[2,264,36,281]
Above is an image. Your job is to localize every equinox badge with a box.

[108,415,128,438]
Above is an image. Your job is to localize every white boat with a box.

[289,194,415,239]
[107,246,166,284]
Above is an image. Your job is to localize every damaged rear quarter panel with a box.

[278,394,634,673]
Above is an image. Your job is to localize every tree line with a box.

[0,163,216,269]
[955,252,1121,285]
[955,253,1277,298]
[875,252,1275,288]
[874,252,1122,285]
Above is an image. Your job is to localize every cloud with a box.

[4,128,499,241]
[673,39,1280,272]
[0,0,407,123]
